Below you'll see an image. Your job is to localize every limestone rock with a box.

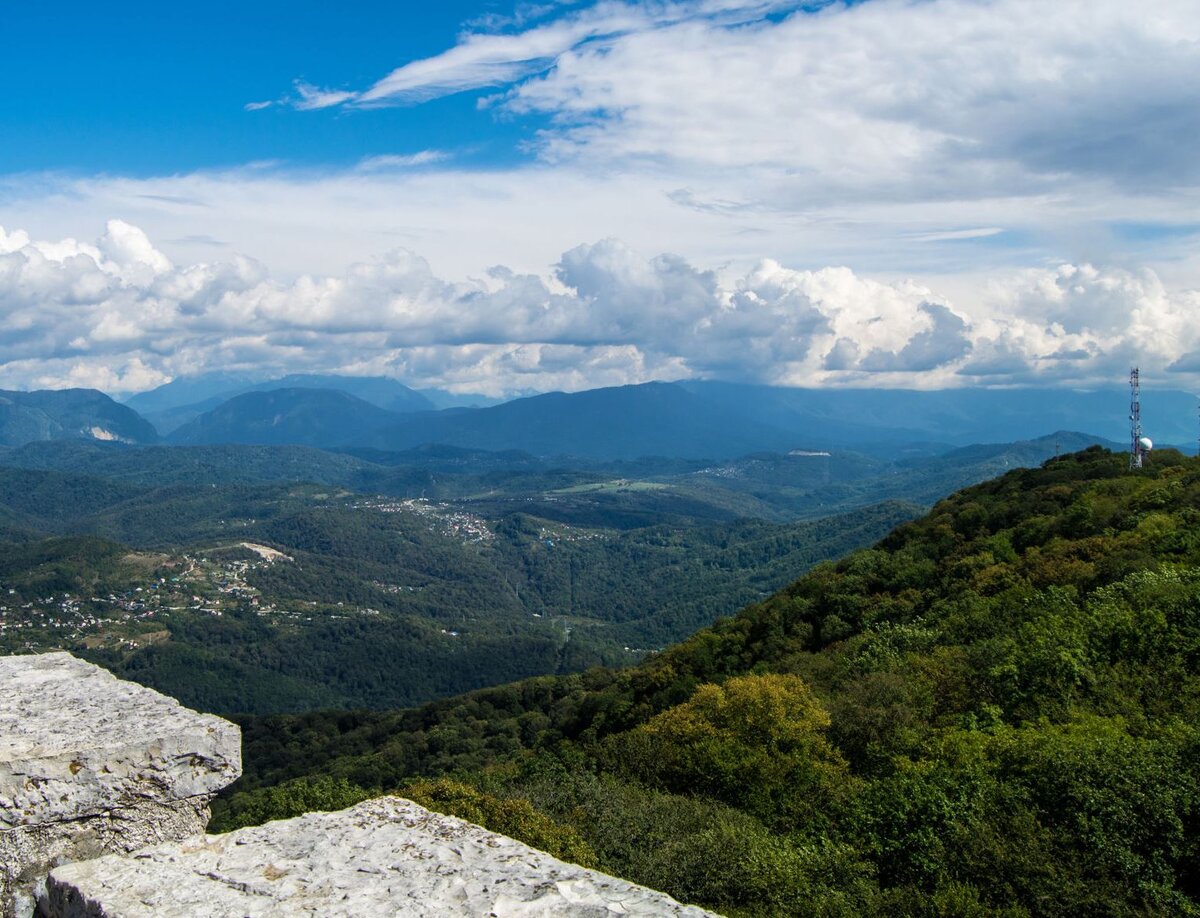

[41,796,722,917]
[0,653,241,917]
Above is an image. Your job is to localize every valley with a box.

[0,378,1195,915]
[0,453,919,713]
[0,382,1141,724]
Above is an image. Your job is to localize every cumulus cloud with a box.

[140,0,1195,303]
[859,304,972,373]
[272,0,1200,210]
[1,221,1198,396]
[505,0,1200,200]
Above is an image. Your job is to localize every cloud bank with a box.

[271,0,1200,205]
[7,0,1198,332]
[1,221,1196,396]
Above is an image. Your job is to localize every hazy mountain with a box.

[0,388,158,447]
[418,389,508,410]
[134,397,228,435]
[234,375,435,414]
[122,372,258,415]
[120,378,1195,455]
[365,381,1154,461]
[168,388,400,447]
[127,374,439,434]
[368,382,804,459]
[682,381,1198,448]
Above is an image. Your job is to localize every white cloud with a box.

[357,151,450,171]
[358,18,592,105]
[292,82,357,111]
[1,221,1197,396]
[501,0,1200,200]
[351,1,791,107]
[911,228,1005,243]
[270,0,1200,210]
[62,0,1181,299]
[4,2,1200,396]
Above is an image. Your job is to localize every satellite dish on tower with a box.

[1139,436,1153,451]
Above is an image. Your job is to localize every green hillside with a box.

[220,447,1200,917]
[0,470,915,713]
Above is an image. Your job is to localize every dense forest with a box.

[0,455,915,712]
[217,447,1200,916]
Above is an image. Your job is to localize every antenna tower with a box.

[1130,367,1143,469]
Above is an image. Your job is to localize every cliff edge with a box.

[0,653,241,917]
[42,796,719,917]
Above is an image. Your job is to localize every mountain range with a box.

[0,375,1193,461]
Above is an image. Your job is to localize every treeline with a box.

[220,448,1200,916]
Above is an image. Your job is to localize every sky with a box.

[1,0,1199,396]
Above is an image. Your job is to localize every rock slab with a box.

[0,653,241,917]
[42,796,722,917]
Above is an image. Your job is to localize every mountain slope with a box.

[168,388,401,446]
[0,388,158,447]
[225,446,1200,917]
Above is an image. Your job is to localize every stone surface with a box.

[41,797,722,917]
[0,653,241,918]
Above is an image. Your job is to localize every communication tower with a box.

[1130,367,1146,469]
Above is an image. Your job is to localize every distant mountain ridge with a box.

[0,389,157,447]
[124,373,496,434]
[368,382,799,460]
[680,380,1198,448]
[168,388,402,447]
[364,381,1181,461]
[11,377,1192,459]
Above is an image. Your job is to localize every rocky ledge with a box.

[0,653,241,918]
[41,797,720,917]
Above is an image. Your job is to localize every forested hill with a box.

[223,446,1200,917]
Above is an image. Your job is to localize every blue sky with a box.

[1,0,1199,396]
[2,1,534,174]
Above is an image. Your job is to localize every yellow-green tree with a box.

[610,673,850,828]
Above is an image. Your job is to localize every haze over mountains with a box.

[0,375,1192,461]
[124,373,441,434]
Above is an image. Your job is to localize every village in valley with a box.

[0,541,350,655]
